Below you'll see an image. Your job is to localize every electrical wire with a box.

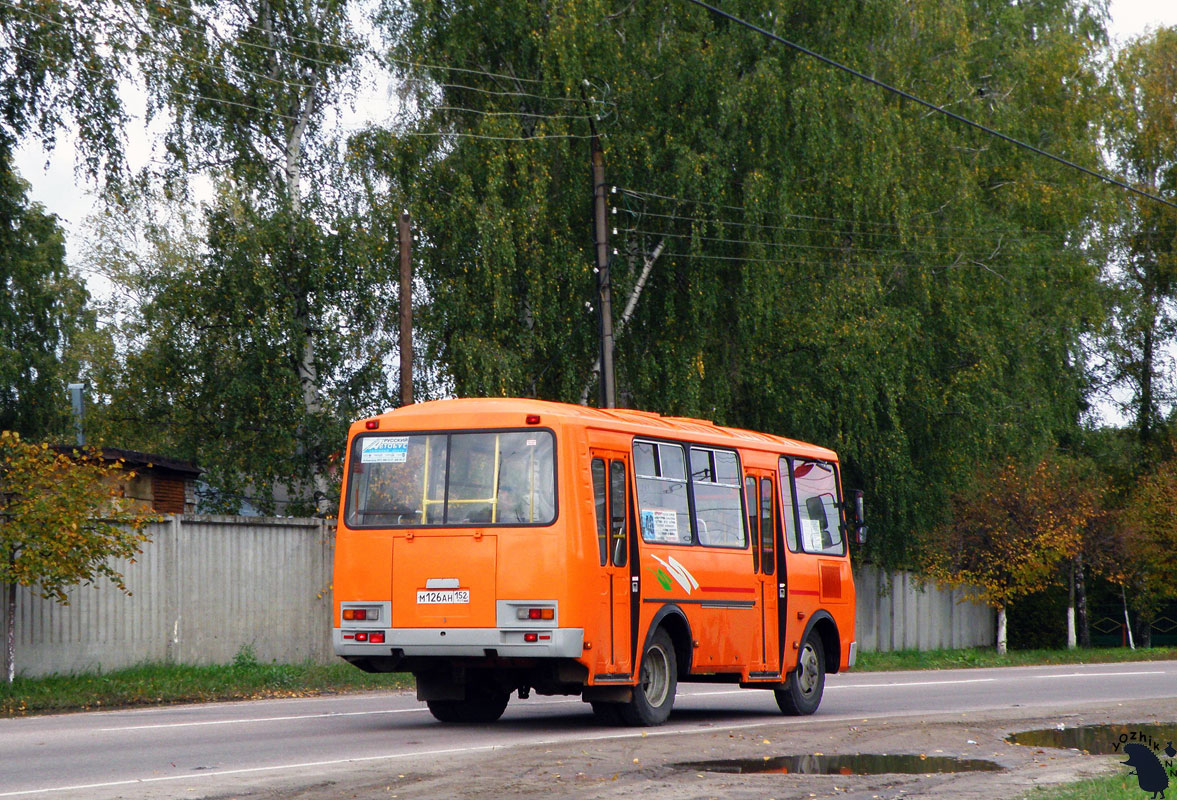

[617,186,1085,238]
[649,248,1093,272]
[620,225,1015,259]
[618,206,1084,246]
[399,129,598,141]
[682,0,1177,212]
[413,78,613,107]
[430,105,598,121]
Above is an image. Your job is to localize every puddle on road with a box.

[677,753,1005,776]
[1007,724,1177,755]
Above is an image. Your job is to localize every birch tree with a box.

[95,0,397,513]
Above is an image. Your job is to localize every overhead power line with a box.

[683,0,1177,213]
[615,187,1095,242]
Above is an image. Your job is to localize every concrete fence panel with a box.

[853,565,995,653]
[13,515,333,677]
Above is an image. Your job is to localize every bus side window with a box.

[745,477,759,573]
[760,477,775,574]
[609,460,628,567]
[592,458,608,566]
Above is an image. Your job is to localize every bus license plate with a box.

[416,589,470,604]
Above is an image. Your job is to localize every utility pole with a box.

[591,130,616,409]
[399,209,413,406]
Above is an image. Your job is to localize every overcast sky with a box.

[13,0,1177,265]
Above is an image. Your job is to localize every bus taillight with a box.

[517,607,554,620]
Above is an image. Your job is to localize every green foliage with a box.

[0,151,92,440]
[1118,460,1177,621]
[231,644,261,669]
[363,0,1109,565]
[0,0,134,184]
[87,1,399,514]
[88,185,397,515]
[1022,773,1157,800]
[1101,27,1177,465]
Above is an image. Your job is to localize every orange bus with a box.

[333,398,862,725]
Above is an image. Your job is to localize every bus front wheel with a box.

[620,628,677,726]
[775,633,825,715]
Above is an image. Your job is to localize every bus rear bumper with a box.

[333,627,584,659]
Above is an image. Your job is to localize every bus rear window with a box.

[345,430,556,528]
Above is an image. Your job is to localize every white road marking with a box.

[97,696,586,732]
[829,678,996,689]
[96,707,427,731]
[1031,670,1167,679]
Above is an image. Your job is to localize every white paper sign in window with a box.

[641,508,680,543]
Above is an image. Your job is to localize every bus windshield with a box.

[344,430,556,528]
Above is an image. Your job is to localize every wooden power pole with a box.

[399,209,413,406]
[592,131,616,409]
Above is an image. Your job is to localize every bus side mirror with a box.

[852,490,866,545]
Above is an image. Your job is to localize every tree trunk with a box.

[1138,317,1156,453]
[579,239,664,405]
[1138,612,1152,649]
[284,75,329,515]
[5,578,15,684]
[1074,553,1090,648]
[1122,585,1135,650]
[996,605,1007,655]
[1066,562,1076,650]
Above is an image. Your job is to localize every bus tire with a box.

[619,628,677,726]
[426,685,510,723]
[590,701,623,725]
[775,633,825,716]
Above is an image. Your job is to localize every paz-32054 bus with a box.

[333,398,862,725]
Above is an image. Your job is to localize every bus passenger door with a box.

[591,452,633,677]
[744,473,781,674]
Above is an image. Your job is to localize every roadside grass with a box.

[856,645,1177,672]
[1021,771,1151,800]
[0,651,412,717]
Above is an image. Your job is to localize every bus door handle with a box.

[631,576,640,594]
[778,583,786,599]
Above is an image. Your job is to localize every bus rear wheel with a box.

[426,683,510,723]
[775,633,825,715]
[590,701,623,725]
[619,628,677,726]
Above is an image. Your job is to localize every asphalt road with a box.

[1,660,1174,799]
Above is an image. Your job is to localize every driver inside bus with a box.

[496,483,532,523]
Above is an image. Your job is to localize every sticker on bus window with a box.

[360,436,409,464]
[801,518,825,551]
[641,508,680,543]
